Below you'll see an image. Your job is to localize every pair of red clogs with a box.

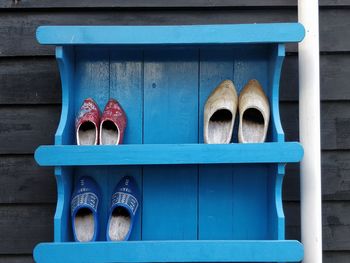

[76,98,126,145]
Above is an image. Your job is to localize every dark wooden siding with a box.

[0,1,349,262]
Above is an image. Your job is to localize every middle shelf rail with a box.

[35,142,303,166]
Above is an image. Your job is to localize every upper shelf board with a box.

[36,23,305,45]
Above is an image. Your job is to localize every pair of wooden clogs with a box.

[71,176,140,242]
[204,79,270,144]
[76,98,126,145]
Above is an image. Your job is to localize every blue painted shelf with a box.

[36,23,304,45]
[35,240,304,263]
[34,23,305,263]
[35,143,303,166]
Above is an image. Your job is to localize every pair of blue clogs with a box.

[70,176,139,242]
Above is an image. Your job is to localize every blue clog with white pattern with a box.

[71,176,100,242]
[106,176,140,241]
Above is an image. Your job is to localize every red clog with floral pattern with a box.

[76,98,100,145]
[100,99,127,145]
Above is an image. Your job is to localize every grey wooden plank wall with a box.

[0,1,349,262]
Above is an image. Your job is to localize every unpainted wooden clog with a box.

[238,79,270,143]
[204,80,238,144]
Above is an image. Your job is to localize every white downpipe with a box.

[298,0,322,263]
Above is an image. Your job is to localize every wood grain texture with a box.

[0,57,60,104]
[2,54,350,105]
[109,49,144,241]
[281,54,350,101]
[281,102,350,150]
[5,150,348,205]
[0,156,56,204]
[0,9,349,57]
[0,255,34,263]
[0,102,347,155]
[0,204,54,254]
[0,2,348,261]
[324,251,350,263]
[0,105,60,154]
[284,151,350,201]
[1,202,348,254]
[285,201,350,251]
[142,48,198,240]
[0,102,343,157]
[0,0,348,9]
[198,47,235,240]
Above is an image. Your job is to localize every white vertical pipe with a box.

[298,0,322,263]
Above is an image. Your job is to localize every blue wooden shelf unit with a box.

[34,23,305,263]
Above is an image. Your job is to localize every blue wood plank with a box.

[74,46,110,114]
[71,46,110,240]
[35,143,304,166]
[198,47,235,239]
[233,45,271,143]
[110,48,143,145]
[233,46,269,95]
[34,240,304,263]
[199,165,234,239]
[232,164,269,239]
[72,47,110,241]
[142,48,198,240]
[36,23,305,45]
[108,48,143,240]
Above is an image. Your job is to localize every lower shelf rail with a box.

[34,240,303,263]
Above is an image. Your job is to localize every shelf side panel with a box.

[109,48,144,240]
[268,164,286,240]
[142,48,199,240]
[55,46,75,145]
[54,167,73,242]
[268,44,286,142]
[53,46,74,242]
[198,47,235,239]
